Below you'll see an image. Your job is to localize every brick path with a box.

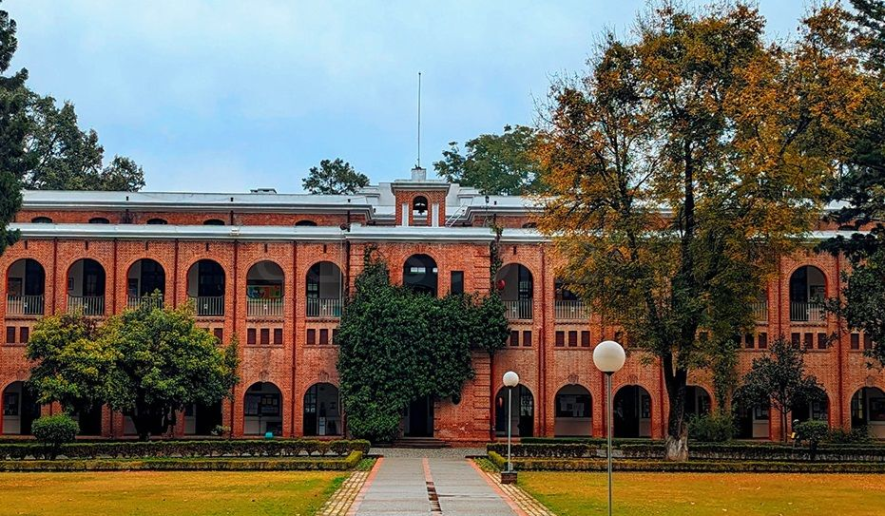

[474,463,557,516]
[317,465,375,516]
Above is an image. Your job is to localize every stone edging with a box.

[318,458,381,516]
[469,460,557,516]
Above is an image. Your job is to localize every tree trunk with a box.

[662,353,689,461]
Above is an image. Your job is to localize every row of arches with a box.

[30,216,322,226]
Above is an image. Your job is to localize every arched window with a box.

[1,381,41,435]
[88,217,110,224]
[30,216,52,223]
[554,385,592,437]
[303,383,341,436]
[5,259,46,315]
[495,385,534,437]
[146,218,168,225]
[295,220,318,227]
[67,259,106,316]
[244,382,282,436]
[186,260,225,316]
[851,387,885,439]
[126,259,166,308]
[306,262,343,318]
[496,264,533,320]
[412,196,428,215]
[685,386,712,417]
[794,386,829,423]
[203,219,225,226]
[184,401,223,436]
[789,266,826,323]
[246,261,284,318]
[613,385,652,438]
[403,254,438,297]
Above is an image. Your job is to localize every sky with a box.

[9,0,809,193]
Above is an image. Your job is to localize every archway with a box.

[554,279,587,321]
[685,386,712,418]
[246,261,285,317]
[734,386,770,439]
[126,259,166,309]
[67,259,106,316]
[613,385,652,438]
[303,383,342,436]
[243,382,282,436]
[185,401,223,436]
[789,265,826,323]
[554,384,592,437]
[1,382,40,435]
[72,401,104,436]
[403,254,438,297]
[495,385,534,437]
[851,387,885,439]
[187,260,225,316]
[306,262,344,318]
[496,264,533,320]
[794,386,829,423]
[6,258,45,316]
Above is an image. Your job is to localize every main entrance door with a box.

[405,396,434,437]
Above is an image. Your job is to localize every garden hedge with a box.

[0,439,370,461]
[0,451,364,472]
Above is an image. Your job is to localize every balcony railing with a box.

[306,297,342,318]
[554,300,589,321]
[127,295,164,310]
[247,298,284,318]
[6,295,44,316]
[190,296,225,317]
[67,295,105,316]
[751,301,768,323]
[503,299,533,321]
[790,302,826,324]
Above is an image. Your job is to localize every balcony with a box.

[790,302,826,324]
[306,297,342,319]
[554,300,589,321]
[127,295,164,310]
[6,295,44,316]
[751,301,768,323]
[190,296,225,317]
[67,295,105,316]
[503,300,533,321]
[247,298,284,318]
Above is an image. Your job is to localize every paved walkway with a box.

[350,457,522,516]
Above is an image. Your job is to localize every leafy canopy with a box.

[336,254,509,442]
[302,158,369,195]
[536,1,865,459]
[434,125,543,196]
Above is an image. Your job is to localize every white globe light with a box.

[503,371,520,388]
[593,340,626,373]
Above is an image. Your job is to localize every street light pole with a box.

[502,371,520,482]
[593,340,626,516]
[606,371,613,516]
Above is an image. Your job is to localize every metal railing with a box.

[554,300,589,321]
[247,298,284,318]
[126,295,164,310]
[306,297,342,318]
[67,295,105,316]
[6,295,44,316]
[190,296,225,317]
[503,299,533,321]
[790,302,826,324]
[751,301,768,323]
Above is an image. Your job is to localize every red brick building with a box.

[1,167,883,442]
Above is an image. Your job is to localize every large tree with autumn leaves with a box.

[537,2,869,460]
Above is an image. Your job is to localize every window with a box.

[510,331,519,347]
[791,333,801,348]
[5,326,15,344]
[31,217,52,223]
[295,220,317,227]
[204,219,225,226]
[147,218,168,225]
[745,333,755,349]
[451,271,464,295]
[758,332,768,349]
[213,328,224,343]
[412,195,428,214]
[522,330,532,347]
[273,328,283,345]
[89,217,110,224]
[19,327,29,344]
[555,331,564,347]
[568,331,577,348]
[864,334,873,350]
[260,329,270,345]
[817,333,827,350]
[804,333,813,349]
[307,329,316,345]
[319,329,329,345]
[332,328,339,345]
[247,329,257,345]
[851,333,860,350]
[581,331,591,348]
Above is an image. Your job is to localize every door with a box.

[406,397,433,437]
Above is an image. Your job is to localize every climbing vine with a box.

[337,253,509,442]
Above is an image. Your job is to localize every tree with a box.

[736,338,825,442]
[337,252,509,442]
[536,2,865,460]
[27,294,240,440]
[0,0,33,257]
[434,125,543,195]
[820,0,885,365]
[302,158,369,194]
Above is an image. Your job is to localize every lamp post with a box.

[593,340,626,516]
[501,370,520,484]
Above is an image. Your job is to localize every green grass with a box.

[0,471,347,516]
[520,471,885,516]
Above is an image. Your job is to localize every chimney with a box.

[410,166,427,181]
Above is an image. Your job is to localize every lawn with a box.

[519,471,885,516]
[0,471,347,516]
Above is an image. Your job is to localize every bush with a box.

[827,426,873,445]
[687,413,734,442]
[32,415,79,459]
[794,421,829,460]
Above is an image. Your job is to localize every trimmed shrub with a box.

[486,456,885,473]
[32,415,79,459]
[827,426,873,445]
[794,421,829,460]
[687,413,734,442]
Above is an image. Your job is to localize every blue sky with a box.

[10,0,808,193]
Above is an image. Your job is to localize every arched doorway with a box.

[554,385,592,437]
[403,254,438,297]
[185,401,223,436]
[794,387,829,424]
[495,264,533,320]
[243,382,282,436]
[789,266,826,323]
[246,261,285,318]
[126,259,165,309]
[495,385,534,438]
[72,401,104,436]
[306,262,344,318]
[187,260,225,316]
[67,259,106,316]
[304,383,342,436]
[685,386,712,418]
[613,385,651,438]
[2,382,40,435]
[6,259,45,316]
[734,386,770,439]
[851,387,885,439]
